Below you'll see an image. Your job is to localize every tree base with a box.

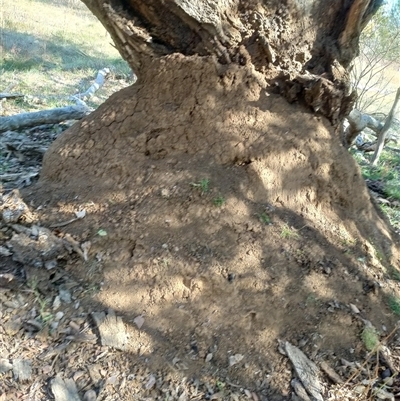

[34,54,400,390]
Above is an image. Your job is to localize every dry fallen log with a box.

[0,93,24,100]
[0,104,91,133]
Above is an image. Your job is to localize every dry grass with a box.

[0,0,130,113]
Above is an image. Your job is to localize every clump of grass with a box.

[385,181,400,201]
[389,266,400,281]
[213,196,225,207]
[190,178,210,194]
[1,0,130,115]
[380,204,400,232]
[361,327,379,351]
[258,212,271,225]
[280,224,300,240]
[388,295,400,315]
[27,278,54,326]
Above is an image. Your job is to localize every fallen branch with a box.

[74,68,110,101]
[344,109,383,147]
[0,93,24,100]
[0,68,112,133]
[0,172,39,182]
[0,104,90,133]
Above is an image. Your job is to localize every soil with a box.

[2,54,400,400]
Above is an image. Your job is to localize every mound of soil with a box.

[16,54,400,399]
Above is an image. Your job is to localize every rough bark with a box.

[80,0,382,124]
[35,3,400,384]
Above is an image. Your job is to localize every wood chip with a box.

[284,341,323,401]
[91,311,129,350]
[51,376,81,401]
[320,361,343,384]
[291,378,312,401]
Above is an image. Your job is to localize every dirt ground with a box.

[3,55,400,400]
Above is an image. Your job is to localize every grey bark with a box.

[0,105,90,133]
[344,108,384,147]
[371,87,400,165]
[79,0,383,126]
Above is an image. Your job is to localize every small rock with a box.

[13,359,32,381]
[205,353,213,363]
[133,315,144,329]
[44,259,57,270]
[52,296,61,310]
[106,374,118,385]
[55,311,64,321]
[50,321,59,330]
[229,354,244,367]
[161,188,170,198]
[381,368,392,379]
[210,392,224,400]
[0,246,12,256]
[145,374,156,390]
[59,289,72,304]
[83,389,97,401]
[51,376,81,401]
[0,358,13,374]
[349,303,360,314]
[42,365,52,374]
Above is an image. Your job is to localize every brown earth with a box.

[3,54,400,400]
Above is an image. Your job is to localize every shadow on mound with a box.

[28,54,400,400]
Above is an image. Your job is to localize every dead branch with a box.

[371,87,400,165]
[0,93,24,100]
[344,109,383,147]
[74,68,110,101]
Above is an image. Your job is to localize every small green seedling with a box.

[361,327,379,351]
[215,379,225,392]
[280,224,300,240]
[213,196,226,207]
[190,178,210,194]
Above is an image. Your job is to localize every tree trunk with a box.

[78,0,381,124]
